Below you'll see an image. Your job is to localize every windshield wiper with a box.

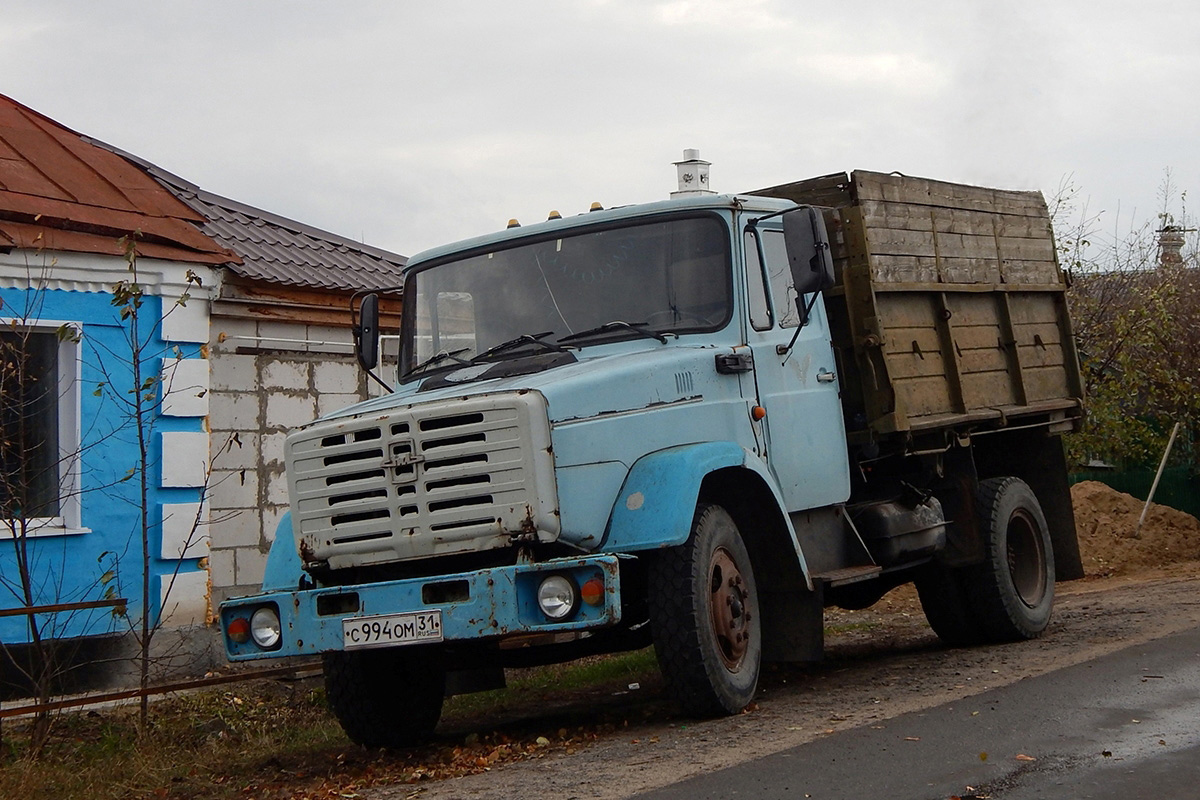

[557,321,673,345]
[472,331,571,361]
[406,348,471,377]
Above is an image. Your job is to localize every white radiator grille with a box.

[288,392,557,570]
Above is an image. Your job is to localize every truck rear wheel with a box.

[966,477,1055,642]
[323,646,445,748]
[649,503,761,716]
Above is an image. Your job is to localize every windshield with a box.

[400,214,731,377]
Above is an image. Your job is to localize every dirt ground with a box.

[371,483,1200,800]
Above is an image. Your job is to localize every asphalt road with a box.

[634,624,1200,800]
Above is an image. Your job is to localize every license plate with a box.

[342,610,443,650]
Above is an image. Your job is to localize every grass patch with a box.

[443,647,659,717]
[0,680,345,799]
[824,621,883,635]
[0,649,664,799]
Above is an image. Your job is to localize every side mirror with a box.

[353,292,380,370]
[782,206,835,296]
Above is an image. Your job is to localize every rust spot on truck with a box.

[298,539,316,565]
[520,505,537,536]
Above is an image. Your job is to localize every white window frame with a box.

[1,317,88,537]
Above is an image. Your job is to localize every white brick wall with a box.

[213,507,261,549]
[313,360,358,393]
[265,393,316,430]
[235,546,268,586]
[260,431,287,467]
[262,359,309,389]
[318,392,362,417]
[208,548,236,588]
[212,432,259,471]
[209,468,258,509]
[210,352,257,391]
[265,470,289,506]
[206,320,372,601]
[209,389,259,426]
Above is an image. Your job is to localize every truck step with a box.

[812,565,882,588]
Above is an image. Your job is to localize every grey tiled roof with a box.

[82,135,407,293]
[168,182,407,293]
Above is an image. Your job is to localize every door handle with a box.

[817,369,836,383]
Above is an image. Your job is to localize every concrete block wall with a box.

[207,317,384,607]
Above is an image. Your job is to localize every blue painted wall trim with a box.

[0,285,207,644]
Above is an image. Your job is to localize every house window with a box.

[0,321,83,534]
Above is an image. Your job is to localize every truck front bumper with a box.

[220,555,622,660]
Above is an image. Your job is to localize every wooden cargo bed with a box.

[752,171,1085,443]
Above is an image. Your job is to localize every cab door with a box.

[742,225,850,511]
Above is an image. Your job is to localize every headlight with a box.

[536,574,578,620]
[250,606,282,649]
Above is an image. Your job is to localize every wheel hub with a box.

[1007,508,1047,608]
[709,547,752,670]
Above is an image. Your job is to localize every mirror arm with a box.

[747,205,800,226]
[776,292,822,358]
[364,368,394,395]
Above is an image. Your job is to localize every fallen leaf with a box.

[979,752,988,762]
[1015,754,1036,762]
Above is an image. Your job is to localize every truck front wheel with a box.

[323,646,445,748]
[649,503,761,716]
[966,476,1055,642]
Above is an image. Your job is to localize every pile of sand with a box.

[1072,480,1200,576]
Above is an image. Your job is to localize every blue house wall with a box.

[0,273,210,645]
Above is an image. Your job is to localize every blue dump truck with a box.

[220,162,1085,747]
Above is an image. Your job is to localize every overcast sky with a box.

[3,1,1197,258]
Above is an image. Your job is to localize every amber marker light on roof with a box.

[589,202,604,212]
[507,219,521,228]
[548,210,562,220]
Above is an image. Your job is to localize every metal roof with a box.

[83,140,409,294]
[0,93,239,265]
[159,177,407,293]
